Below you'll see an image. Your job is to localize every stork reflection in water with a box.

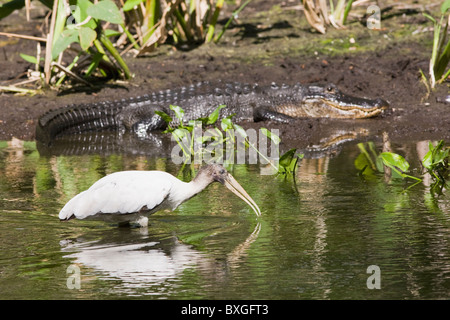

[59,164,261,226]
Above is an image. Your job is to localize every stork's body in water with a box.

[59,164,261,226]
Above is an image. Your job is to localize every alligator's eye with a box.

[326,86,335,94]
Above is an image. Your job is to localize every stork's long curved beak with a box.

[223,173,261,217]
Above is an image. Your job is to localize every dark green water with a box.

[0,138,449,299]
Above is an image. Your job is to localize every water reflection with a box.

[60,221,261,296]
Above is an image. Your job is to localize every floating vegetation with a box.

[356,138,449,193]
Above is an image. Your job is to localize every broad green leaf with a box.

[87,0,123,24]
[277,149,303,174]
[261,127,281,145]
[172,128,188,142]
[207,105,226,125]
[441,0,450,14]
[279,148,297,169]
[70,0,97,29]
[423,140,449,169]
[422,145,434,170]
[155,110,173,123]
[79,27,97,51]
[20,53,38,64]
[123,0,145,12]
[170,105,185,121]
[380,152,410,172]
[52,29,79,60]
[220,117,233,131]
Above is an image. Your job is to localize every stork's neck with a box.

[187,174,212,196]
[169,175,212,209]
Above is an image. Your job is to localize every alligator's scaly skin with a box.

[36,81,388,143]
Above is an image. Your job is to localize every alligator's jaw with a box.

[290,96,389,119]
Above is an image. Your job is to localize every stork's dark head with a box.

[195,163,227,184]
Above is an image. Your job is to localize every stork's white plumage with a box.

[59,164,261,226]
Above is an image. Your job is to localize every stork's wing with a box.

[59,171,174,220]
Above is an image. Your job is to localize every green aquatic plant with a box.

[420,0,450,91]
[379,152,422,182]
[356,141,421,184]
[356,140,450,193]
[277,147,303,175]
[155,105,301,174]
[422,140,449,192]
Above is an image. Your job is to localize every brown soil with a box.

[0,1,449,149]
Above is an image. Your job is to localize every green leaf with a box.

[155,110,173,124]
[104,29,122,37]
[422,12,437,24]
[207,104,226,125]
[279,148,297,168]
[71,0,97,29]
[53,0,67,44]
[380,152,422,182]
[19,53,38,64]
[422,144,434,170]
[172,128,188,142]
[170,105,185,122]
[233,124,247,139]
[380,152,410,172]
[220,117,233,131]
[423,140,449,169]
[123,0,145,12]
[79,27,97,51]
[260,127,281,145]
[87,0,123,24]
[52,29,79,60]
[441,0,450,14]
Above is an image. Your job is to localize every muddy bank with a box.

[0,1,449,147]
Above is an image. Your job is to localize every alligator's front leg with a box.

[253,106,294,123]
[131,113,168,135]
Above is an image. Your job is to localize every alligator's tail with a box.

[35,101,123,144]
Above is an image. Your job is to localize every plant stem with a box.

[342,0,354,25]
[206,0,224,43]
[44,0,59,85]
[214,0,252,43]
[99,33,132,79]
[174,8,193,42]
[55,53,81,86]
[0,85,39,95]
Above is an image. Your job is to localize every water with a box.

[0,138,449,299]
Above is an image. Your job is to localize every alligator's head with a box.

[298,84,389,118]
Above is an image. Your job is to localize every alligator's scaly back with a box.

[36,81,258,143]
[36,81,388,144]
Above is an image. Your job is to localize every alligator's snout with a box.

[374,98,389,109]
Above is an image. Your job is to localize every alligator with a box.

[35,81,389,143]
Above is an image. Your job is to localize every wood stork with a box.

[59,164,261,226]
